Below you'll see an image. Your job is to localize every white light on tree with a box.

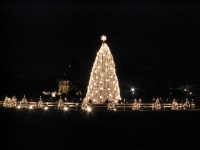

[3,96,17,108]
[84,35,121,104]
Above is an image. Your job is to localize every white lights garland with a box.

[38,96,44,108]
[154,98,161,110]
[132,99,140,110]
[3,96,17,108]
[183,99,191,110]
[107,100,116,111]
[171,99,179,110]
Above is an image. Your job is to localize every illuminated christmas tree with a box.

[154,98,161,110]
[132,99,140,110]
[84,35,121,104]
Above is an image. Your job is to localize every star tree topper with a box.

[101,35,107,42]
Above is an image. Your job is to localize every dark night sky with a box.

[1,0,200,98]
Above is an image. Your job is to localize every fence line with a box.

[0,101,197,111]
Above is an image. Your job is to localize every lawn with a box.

[1,108,200,149]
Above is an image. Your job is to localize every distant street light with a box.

[131,88,135,94]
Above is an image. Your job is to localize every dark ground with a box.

[1,108,200,149]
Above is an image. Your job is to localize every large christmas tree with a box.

[84,35,121,104]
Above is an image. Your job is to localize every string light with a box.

[58,96,64,109]
[132,99,140,110]
[3,96,17,108]
[16,95,29,108]
[107,100,116,111]
[38,96,44,108]
[154,98,161,110]
[171,99,179,110]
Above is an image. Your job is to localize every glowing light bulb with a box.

[44,106,48,110]
[29,105,33,109]
[64,107,68,111]
[87,107,92,112]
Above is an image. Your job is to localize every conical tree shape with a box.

[85,35,121,104]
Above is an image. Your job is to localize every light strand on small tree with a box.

[132,99,140,110]
[171,99,179,110]
[154,98,161,110]
[3,96,17,108]
[38,96,44,108]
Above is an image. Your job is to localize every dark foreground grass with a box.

[1,108,200,149]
